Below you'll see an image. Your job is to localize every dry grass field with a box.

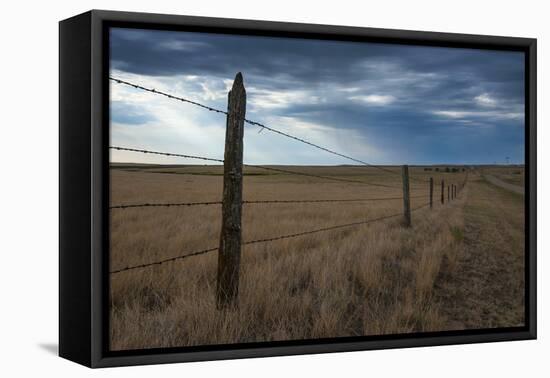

[482,166,525,186]
[109,165,524,351]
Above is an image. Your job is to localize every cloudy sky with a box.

[110,27,525,166]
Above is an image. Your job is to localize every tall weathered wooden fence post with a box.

[217,72,246,310]
[429,177,434,209]
[402,165,411,227]
[441,180,445,204]
[447,185,450,202]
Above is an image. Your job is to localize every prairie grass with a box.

[482,166,525,186]
[109,166,521,351]
[432,173,525,330]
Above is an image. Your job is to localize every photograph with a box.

[107,27,526,351]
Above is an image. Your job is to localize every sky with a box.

[109,27,525,166]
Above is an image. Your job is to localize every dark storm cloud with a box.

[111,28,388,82]
[111,28,522,88]
[110,28,525,164]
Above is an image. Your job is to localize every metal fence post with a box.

[217,72,246,310]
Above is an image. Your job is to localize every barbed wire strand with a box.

[110,202,430,275]
[110,77,429,183]
[109,146,405,190]
[244,121,428,184]
[109,194,430,210]
[245,164,403,189]
[109,77,228,116]
[113,164,427,191]
[111,164,426,191]
[113,163,426,190]
[110,146,224,163]
[110,201,221,210]
[245,202,430,246]
[110,246,219,274]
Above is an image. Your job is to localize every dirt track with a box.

[483,174,524,195]
[434,178,525,329]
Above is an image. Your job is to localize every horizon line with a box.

[110,161,525,167]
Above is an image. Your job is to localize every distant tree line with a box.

[423,167,466,173]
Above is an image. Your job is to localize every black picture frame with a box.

[59,9,537,368]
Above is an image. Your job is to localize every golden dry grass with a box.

[481,166,525,186]
[109,166,523,351]
[433,173,525,329]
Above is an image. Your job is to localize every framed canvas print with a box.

[59,10,536,368]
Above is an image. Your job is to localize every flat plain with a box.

[109,165,525,350]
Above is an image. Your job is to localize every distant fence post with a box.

[447,185,450,202]
[441,180,445,204]
[401,165,411,227]
[429,177,434,209]
[217,72,246,310]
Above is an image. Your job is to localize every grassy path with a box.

[434,176,525,330]
[483,174,525,195]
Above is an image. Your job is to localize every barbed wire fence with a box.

[109,77,429,183]
[109,194,431,210]
[109,72,468,309]
[110,203,433,275]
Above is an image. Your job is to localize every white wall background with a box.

[0,0,546,376]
